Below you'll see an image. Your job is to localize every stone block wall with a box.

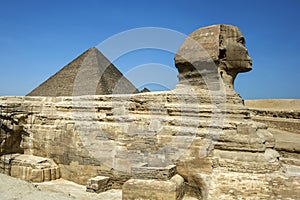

[0,92,250,185]
[245,99,300,134]
[1,92,298,199]
[245,100,300,170]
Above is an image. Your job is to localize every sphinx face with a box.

[174,24,253,91]
[225,36,252,73]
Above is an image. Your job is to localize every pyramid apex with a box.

[88,47,98,51]
[87,47,100,52]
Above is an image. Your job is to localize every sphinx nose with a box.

[247,54,251,60]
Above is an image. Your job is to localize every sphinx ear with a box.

[219,46,226,59]
[219,37,227,59]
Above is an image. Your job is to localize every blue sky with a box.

[0,0,299,99]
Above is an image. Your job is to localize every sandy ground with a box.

[0,174,121,200]
[0,174,198,200]
[245,99,300,111]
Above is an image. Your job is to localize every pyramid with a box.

[27,48,137,96]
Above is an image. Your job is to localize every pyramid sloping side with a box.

[27,48,137,96]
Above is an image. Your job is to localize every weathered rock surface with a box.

[0,25,299,199]
[245,99,300,154]
[131,164,177,180]
[245,99,300,133]
[86,175,112,193]
[0,108,25,156]
[0,154,60,182]
[246,99,300,181]
[122,174,185,200]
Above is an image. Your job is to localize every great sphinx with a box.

[0,24,299,199]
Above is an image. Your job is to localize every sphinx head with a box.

[219,25,252,72]
[175,24,252,90]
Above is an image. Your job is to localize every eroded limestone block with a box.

[86,175,112,193]
[0,154,60,182]
[131,164,176,180]
[31,168,44,182]
[122,174,184,200]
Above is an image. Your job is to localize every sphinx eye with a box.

[237,37,246,45]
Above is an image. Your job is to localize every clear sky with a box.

[0,0,299,99]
